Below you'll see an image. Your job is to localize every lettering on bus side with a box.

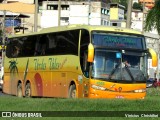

[48,58,61,70]
[34,59,46,70]
[34,58,67,70]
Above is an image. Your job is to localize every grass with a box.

[0,87,160,120]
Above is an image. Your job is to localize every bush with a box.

[147,87,160,96]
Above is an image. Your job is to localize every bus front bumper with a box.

[88,88,146,99]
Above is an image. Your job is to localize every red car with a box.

[153,79,160,87]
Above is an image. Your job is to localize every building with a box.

[0,0,37,34]
[131,9,143,31]
[6,0,34,4]
[109,3,126,27]
[1,0,126,32]
[41,1,110,28]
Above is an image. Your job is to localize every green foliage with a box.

[144,0,160,34]
[0,88,160,111]
[0,87,160,119]
[119,0,127,10]
[111,0,119,3]
[133,2,143,11]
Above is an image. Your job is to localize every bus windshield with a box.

[92,49,147,83]
[92,49,146,82]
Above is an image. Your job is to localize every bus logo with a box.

[2,112,11,117]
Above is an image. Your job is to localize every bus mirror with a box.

[149,48,158,67]
[87,43,94,62]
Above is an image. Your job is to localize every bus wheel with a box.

[69,85,77,98]
[25,83,31,97]
[17,83,23,97]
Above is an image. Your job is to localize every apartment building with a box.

[41,1,110,28]
[1,0,127,33]
[0,0,112,32]
[109,3,126,27]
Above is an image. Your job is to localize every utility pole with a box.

[126,0,133,28]
[142,1,145,34]
[1,10,6,81]
[88,0,91,25]
[1,0,7,83]
[58,0,61,26]
[34,0,38,32]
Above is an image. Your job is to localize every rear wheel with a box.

[17,83,23,97]
[69,85,77,98]
[25,83,31,97]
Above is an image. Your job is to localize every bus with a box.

[3,25,157,99]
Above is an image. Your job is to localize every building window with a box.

[112,23,117,26]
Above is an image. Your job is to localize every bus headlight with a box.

[91,85,106,91]
[134,89,146,93]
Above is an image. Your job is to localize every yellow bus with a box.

[3,25,157,99]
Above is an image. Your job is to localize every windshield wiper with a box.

[125,66,135,82]
[108,63,120,80]
[108,63,135,82]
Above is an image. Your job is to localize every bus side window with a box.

[8,38,22,58]
[12,46,20,57]
[34,35,47,56]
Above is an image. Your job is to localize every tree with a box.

[144,0,160,34]
[144,0,160,81]
[133,2,143,11]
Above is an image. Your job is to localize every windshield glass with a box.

[92,49,147,83]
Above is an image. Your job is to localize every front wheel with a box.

[17,83,23,97]
[25,83,31,98]
[69,85,77,98]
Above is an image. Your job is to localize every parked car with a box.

[146,78,154,88]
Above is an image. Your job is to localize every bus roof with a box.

[8,24,142,38]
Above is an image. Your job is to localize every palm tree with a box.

[144,0,160,81]
[144,0,160,34]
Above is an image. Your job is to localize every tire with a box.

[17,83,23,98]
[69,84,77,98]
[25,83,31,98]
